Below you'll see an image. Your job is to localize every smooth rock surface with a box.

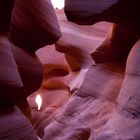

[9,0,62,54]
[0,106,38,140]
[65,0,140,34]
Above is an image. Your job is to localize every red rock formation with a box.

[62,0,140,139]
[0,106,38,140]
[30,0,140,139]
[28,10,116,140]
[9,0,61,54]
[0,0,61,139]
[1,0,140,139]
[0,0,61,102]
[65,0,140,34]
[0,36,23,103]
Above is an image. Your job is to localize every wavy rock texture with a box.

[0,36,23,103]
[95,39,140,140]
[41,63,124,140]
[0,0,62,102]
[9,0,61,54]
[0,106,38,140]
[0,0,62,138]
[30,2,140,140]
[63,0,140,139]
[27,10,126,140]
[1,0,140,139]
[65,0,140,34]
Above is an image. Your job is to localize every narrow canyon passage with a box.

[1,0,140,140]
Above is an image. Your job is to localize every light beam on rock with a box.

[35,94,42,110]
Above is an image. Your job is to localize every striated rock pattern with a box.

[63,0,140,139]
[95,39,140,140]
[0,106,38,140]
[31,1,140,140]
[0,36,23,93]
[9,0,61,54]
[0,0,61,139]
[41,63,125,140]
[1,0,140,139]
[65,0,140,34]
[29,10,121,140]
[0,0,61,102]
